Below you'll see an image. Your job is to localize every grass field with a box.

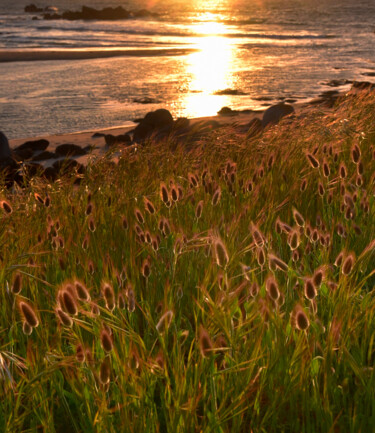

[1,89,375,432]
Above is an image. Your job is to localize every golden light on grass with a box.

[292,208,305,227]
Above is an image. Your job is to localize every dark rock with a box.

[16,138,49,152]
[25,4,43,13]
[285,99,297,103]
[133,108,174,142]
[31,151,56,161]
[55,144,87,157]
[319,90,339,97]
[0,131,11,161]
[92,132,105,138]
[133,97,160,104]
[32,16,39,20]
[362,72,375,77]
[43,13,61,20]
[105,134,132,147]
[218,106,237,116]
[13,148,34,160]
[322,79,352,87]
[43,166,58,181]
[247,118,263,137]
[214,88,246,96]
[133,9,155,18]
[262,103,294,127]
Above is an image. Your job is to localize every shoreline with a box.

[6,80,374,178]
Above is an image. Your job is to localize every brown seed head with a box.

[12,273,22,295]
[266,275,280,301]
[213,237,229,268]
[156,310,174,334]
[102,283,115,311]
[100,329,113,353]
[195,200,204,219]
[0,200,13,214]
[304,278,317,300]
[342,253,355,276]
[306,153,320,169]
[19,301,39,328]
[199,325,213,358]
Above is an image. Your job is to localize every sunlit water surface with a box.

[0,0,375,138]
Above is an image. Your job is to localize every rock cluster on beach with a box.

[24,4,158,20]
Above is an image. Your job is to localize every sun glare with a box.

[180,20,236,118]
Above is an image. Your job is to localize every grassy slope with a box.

[1,89,375,433]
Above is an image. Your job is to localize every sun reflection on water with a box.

[180,20,238,118]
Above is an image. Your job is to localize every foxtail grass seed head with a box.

[19,301,39,328]
[250,281,260,297]
[313,268,324,287]
[144,197,156,214]
[122,216,129,230]
[212,187,221,206]
[287,229,300,250]
[142,259,151,279]
[292,208,305,227]
[56,308,73,327]
[163,218,171,236]
[300,178,307,192]
[195,200,204,219]
[88,217,96,232]
[214,238,229,268]
[306,153,320,169]
[318,182,325,197]
[156,310,174,334]
[34,193,44,204]
[100,329,113,353]
[266,275,280,301]
[188,173,199,188]
[257,247,266,267]
[268,253,288,272]
[199,325,213,358]
[304,278,317,300]
[342,253,355,275]
[22,321,33,335]
[356,174,363,187]
[351,144,361,164]
[12,273,22,295]
[160,182,170,205]
[134,208,145,225]
[82,234,89,250]
[102,283,115,312]
[334,251,345,267]
[74,281,90,302]
[85,202,93,216]
[339,163,347,179]
[292,249,300,262]
[61,290,78,316]
[126,286,136,312]
[118,292,126,309]
[0,200,13,214]
[293,305,310,331]
[99,357,111,385]
[170,186,179,202]
[251,224,265,247]
[323,159,330,177]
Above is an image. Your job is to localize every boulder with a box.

[262,103,294,127]
[133,109,174,142]
[55,144,87,157]
[13,148,34,160]
[218,106,236,116]
[25,4,43,13]
[0,131,11,161]
[104,134,131,147]
[31,151,56,161]
[16,138,49,152]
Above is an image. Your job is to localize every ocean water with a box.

[0,0,375,139]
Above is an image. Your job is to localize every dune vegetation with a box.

[1,88,375,433]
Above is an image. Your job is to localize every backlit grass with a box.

[1,89,375,432]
